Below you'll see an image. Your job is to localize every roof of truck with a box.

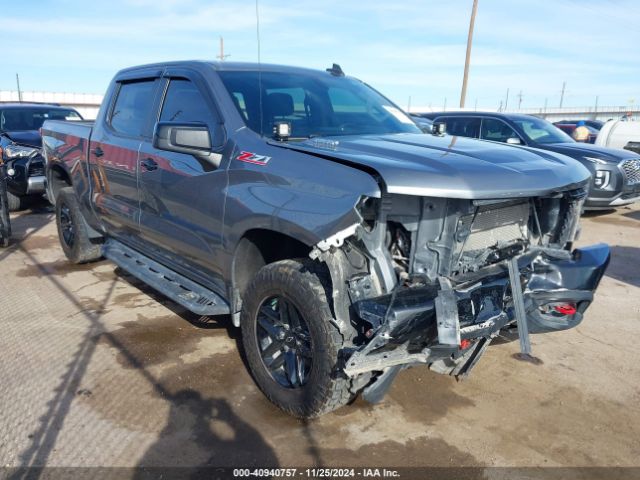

[117,60,341,76]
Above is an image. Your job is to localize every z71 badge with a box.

[236,151,271,166]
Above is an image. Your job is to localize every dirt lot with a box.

[0,202,639,477]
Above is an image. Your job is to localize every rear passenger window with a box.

[110,80,157,137]
[160,79,218,125]
[440,117,480,138]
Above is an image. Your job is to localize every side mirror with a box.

[153,122,213,158]
[506,137,522,145]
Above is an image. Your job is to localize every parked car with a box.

[419,111,640,209]
[0,103,83,210]
[553,120,600,144]
[42,61,609,418]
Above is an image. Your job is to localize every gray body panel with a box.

[281,133,590,199]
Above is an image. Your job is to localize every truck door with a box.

[137,73,228,295]
[90,76,161,241]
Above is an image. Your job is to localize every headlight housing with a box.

[3,144,38,159]
[594,170,611,189]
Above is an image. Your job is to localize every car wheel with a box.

[6,191,28,212]
[55,187,103,264]
[241,259,352,418]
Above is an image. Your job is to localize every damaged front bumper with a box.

[344,243,610,379]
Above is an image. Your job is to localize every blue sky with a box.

[1,0,639,110]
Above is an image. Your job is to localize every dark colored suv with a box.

[415,112,640,209]
[0,103,83,210]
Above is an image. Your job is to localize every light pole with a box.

[459,0,478,108]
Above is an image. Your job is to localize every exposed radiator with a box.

[460,202,529,252]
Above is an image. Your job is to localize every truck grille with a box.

[620,158,640,185]
[28,161,45,177]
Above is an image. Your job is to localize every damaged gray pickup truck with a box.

[41,61,610,418]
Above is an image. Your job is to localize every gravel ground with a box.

[0,202,638,478]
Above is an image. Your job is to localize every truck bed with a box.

[41,119,95,203]
[41,119,93,140]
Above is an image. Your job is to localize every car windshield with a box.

[218,70,421,139]
[512,117,574,145]
[0,107,82,132]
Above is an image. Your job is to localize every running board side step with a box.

[103,239,230,316]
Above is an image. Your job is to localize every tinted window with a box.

[511,117,573,144]
[439,117,480,138]
[0,108,81,132]
[218,71,420,138]
[110,80,157,137]
[480,118,519,143]
[160,79,218,125]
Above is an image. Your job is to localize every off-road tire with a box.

[6,191,28,212]
[56,187,103,264]
[241,259,351,418]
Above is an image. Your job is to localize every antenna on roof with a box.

[255,0,264,136]
[326,63,344,77]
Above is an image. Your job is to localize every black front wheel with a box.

[241,259,352,418]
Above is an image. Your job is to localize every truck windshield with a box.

[512,117,574,145]
[0,108,82,133]
[218,70,420,139]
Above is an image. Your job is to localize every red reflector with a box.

[460,339,471,349]
[553,304,577,315]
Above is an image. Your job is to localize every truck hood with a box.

[540,142,639,164]
[280,133,590,199]
[2,130,42,148]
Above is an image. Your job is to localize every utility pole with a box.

[498,100,503,112]
[544,97,548,115]
[459,0,478,108]
[16,73,23,102]
[517,90,523,109]
[407,96,412,113]
[505,88,510,111]
[216,36,230,61]
[443,97,447,111]
[474,98,478,111]
[594,95,599,119]
[559,81,566,108]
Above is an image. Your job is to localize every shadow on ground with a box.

[9,240,280,478]
[622,209,640,221]
[134,392,279,475]
[606,245,640,288]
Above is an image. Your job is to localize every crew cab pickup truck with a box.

[42,61,610,418]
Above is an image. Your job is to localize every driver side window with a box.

[160,79,218,126]
[480,118,519,143]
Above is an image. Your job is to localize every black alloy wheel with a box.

[59,203,75,248]
[256,295,313,389]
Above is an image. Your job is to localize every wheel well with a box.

[232,229,312,309]
[48,165,71,203]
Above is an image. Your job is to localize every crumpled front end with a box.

[310,184,610,401]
